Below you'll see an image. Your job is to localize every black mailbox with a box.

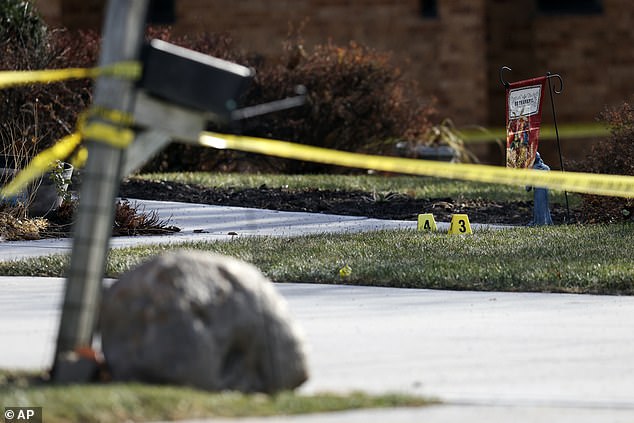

[139,39,255,119]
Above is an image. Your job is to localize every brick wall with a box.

[35,0,634,129]
[33,0,62,25]
[61,0,105,29]
[173,0,489,124]
[487,0,634,125]
[533,0,634,122]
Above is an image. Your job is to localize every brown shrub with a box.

[1,0,100,153]
[2,14,436,175]
[578,102,634,223]
[141,30,436,173]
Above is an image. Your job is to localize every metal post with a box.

[546,71,570,223]
[53,0,149,380]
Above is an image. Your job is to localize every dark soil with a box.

[119,179,578,226]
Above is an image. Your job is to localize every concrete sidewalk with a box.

[153,404,634,423]
[2,278,634,422]
[0,200,420,261]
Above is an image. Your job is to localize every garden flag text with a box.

[505,76,547,168]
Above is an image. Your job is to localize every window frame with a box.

[536,0,603,15]
[420,0,438,19]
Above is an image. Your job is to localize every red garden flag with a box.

[505,76,547,169]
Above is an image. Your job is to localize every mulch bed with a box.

[119,179,578,226]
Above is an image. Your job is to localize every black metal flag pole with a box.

[500,66,571,224]
[546,71,571,223]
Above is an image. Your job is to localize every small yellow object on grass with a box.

[339,264,352,279]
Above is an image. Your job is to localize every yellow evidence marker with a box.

[417,213,438,231]
[448,214,472,234]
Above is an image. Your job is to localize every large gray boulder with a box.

[100,250,308,392]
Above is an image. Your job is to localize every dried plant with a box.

[425,120,478,163]
[0,205,48,240]
[361,191,408,203]
[112,200,179,236]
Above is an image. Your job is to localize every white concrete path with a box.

[2,278,634,422]
[0,199,436,261]
[0,199,503,261]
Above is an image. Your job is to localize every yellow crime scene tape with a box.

[0,63,140,198]
[457,122,610,143]
[0,61,141,88]
[1,61,634,200]
[199,132,634,198]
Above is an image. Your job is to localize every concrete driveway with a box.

[2,278,634,422]
[289,284,634,407]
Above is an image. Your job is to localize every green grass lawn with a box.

[0,371,431,423]
[2,224,632,295]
